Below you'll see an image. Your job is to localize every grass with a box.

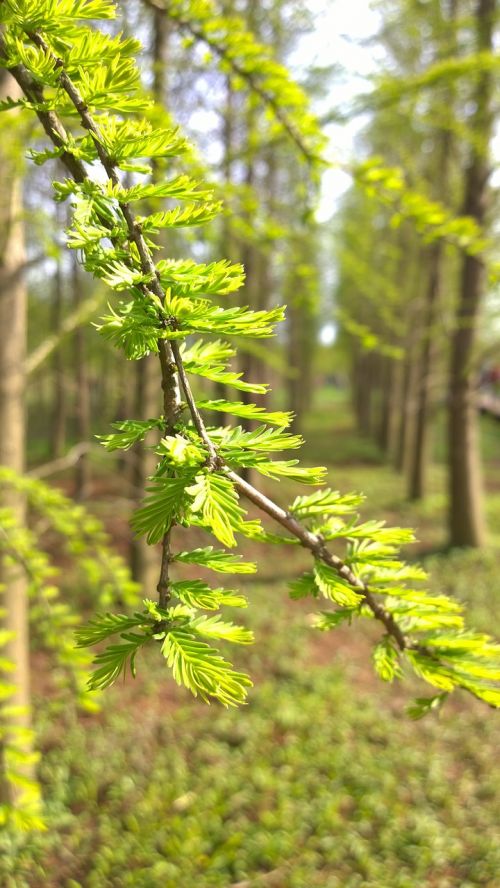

[3,388,500,887]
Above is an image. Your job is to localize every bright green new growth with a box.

[0,0,500,717]
[157,0,327,166]
[0,466,137,828]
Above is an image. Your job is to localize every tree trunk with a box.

[287,273,316,434]
[408,242,442,499]
[357,352,375,438]
[394,349,419,475]
[408,0,456,501]
[0,72,34,806]
[51,261,67,459]
[448,0,494,547]
[377,356,396,455]
[72,256,91,500]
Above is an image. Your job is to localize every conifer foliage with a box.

[1,0,500,715]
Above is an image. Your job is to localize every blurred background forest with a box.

[1,0,500,885]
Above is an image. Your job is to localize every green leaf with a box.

[156,435,205,467]
[210,424,303,453]
[96,299,164,359]
[98,418,163,451]
[137,202,222,233]
[132,472,196,544]
[183,361,269,395]
[288,573,317,600]
[108,176,214,204]
[158,259,244,297]
[104,124,187,161]
[174,547,256,574]
[406,651,456,692]
[86,634,147,691]
[161,628,252,706]
[251,459,327,485]
[313,561,364,607]
[373,636,402,682]
[171,581,247,610]
[197,399,292,428]
[180,339,235,366]
[406,693,449,720]
[0,0,117,30]
[75,612,148,648]
[187,472,245,548]
[463,684,500,707]
[169,301,285,339]
[290,489,365,520]
[312,607,366,630]
[190,614,253,645]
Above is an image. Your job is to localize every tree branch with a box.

[143,0,322,166]
[5,34,408,653]
[26,293,102,375]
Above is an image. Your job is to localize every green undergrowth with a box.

[3,388,500,886]
[3,652,499,887]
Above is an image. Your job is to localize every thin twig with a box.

[27,293,102,376]
[171,341,220,468]
[227,470,408,650]
[28,442,94,480]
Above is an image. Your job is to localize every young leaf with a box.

[98,418,164,451]
[171,581,247,611]
[161,628,252,706]
[290,489,365,520]
[313,561,364,607]
[288,573,318,600]
[174,547,256,574]
[86,633,149,691]
[373,636,402,682]
[132,472,196,544]
[190,614,253,645]
[75,611,148,647]
[187,472,245,548]
[196,399,292,428]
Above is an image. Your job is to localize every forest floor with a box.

[3,389,500,888]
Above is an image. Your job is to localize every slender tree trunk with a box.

[393,238,423,474]
[408,242,442,499]
[357,352,375,438]
[287,276,316,434]
[351,345,365,434]
[287,300,303,433]
[395,348,419,475]
[448,0,494,547]
[394,359,409,472]
[0,72,34,804]
[377,356,398,456]
[377,356,389,453]
[408,1,456,501]
[51,261,67,459]
[72,256,91,500]
[98,344,110,426]
[388,357,404,458]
